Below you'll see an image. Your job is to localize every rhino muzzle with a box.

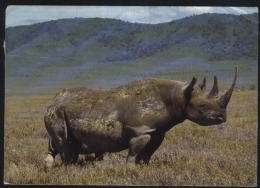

[207,66,237,108]
[198,112,226,126]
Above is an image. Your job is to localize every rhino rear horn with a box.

[208,76,219,98]
[219,66,238,107]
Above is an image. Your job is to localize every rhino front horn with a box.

[219,66,238,107]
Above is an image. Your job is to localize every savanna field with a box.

[4,90,257,186]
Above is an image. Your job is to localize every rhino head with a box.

[183,67,237,126]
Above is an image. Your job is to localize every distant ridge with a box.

[6,13,258,60]
[5,13,258,94]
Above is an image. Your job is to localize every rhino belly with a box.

[70,117,127,153]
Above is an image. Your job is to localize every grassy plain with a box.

[4,90,257,186]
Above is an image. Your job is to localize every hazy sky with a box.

[6,6,258,27]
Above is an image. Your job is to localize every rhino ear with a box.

[198,77,206,92]
[182,77,197,101]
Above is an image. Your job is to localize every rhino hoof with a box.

[44,154,54,171]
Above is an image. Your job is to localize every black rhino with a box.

[44,67,237,169]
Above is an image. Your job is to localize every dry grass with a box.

[4,90,257,186]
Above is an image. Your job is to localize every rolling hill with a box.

[5,13,258,95]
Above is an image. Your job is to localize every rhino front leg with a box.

[127,135,151,164]
[136,132,165,164]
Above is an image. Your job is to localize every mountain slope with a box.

[6,13,258,60]
[5,13,258,94]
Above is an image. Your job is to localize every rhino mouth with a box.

[197,115,226,126]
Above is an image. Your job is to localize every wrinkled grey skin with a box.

[44,67,237,169]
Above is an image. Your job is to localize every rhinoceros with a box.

[44,67,237,169]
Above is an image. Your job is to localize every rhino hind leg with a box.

[127,135,151,164]
[44,112,76,168]
[44,139,59,170]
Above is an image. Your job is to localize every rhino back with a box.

[64,78,181,126]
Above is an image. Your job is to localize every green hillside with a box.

[5,13,258,95]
